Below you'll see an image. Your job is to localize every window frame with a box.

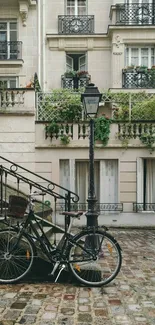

[65,0,87,16]
[125,45,155,68]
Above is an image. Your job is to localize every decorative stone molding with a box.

[19,0,37,26]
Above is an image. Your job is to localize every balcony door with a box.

[137,158,155,211]
[66,53,87,72]
[0,21,17,59]
[66,0,87,16]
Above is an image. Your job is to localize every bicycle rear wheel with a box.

[68,229,122,287]
[0,229,34,283]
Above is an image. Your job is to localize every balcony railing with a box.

[133,203,155,212]
[58,15,94,34]
[61,75,90,89]
[0,41,22,60]
[118,122,155,139]
[56,202,123,213]
[115,3,155,25]
[122,69,155,89]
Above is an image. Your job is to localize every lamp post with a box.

[81,83,102,228]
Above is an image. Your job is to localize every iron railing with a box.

[0,41,22,60]
[115,3,155,25]
[57,202,123,213]
[133,203,155,212]
[0,156,79,221]
[58,15,94,34]
[122,70,155,89]
[61,75,90,89]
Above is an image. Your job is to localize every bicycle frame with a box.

[2,209,97,268]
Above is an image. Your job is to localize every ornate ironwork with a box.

[58,15,94,34]
[116,3,155,25]
[0,41,22,60]
[122,70,155,89]
[133,203,155,212]
[0,155,79,220]
[61,75,90,89]
[57,203,123,212]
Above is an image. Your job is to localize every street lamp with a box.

[81,83,102,228]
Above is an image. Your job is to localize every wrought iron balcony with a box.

[0,41,22,60]
[115,3,155,25]
[122,69,155,89]
[133,203,155,212]
[61,75,90,89]
[58,15,94,34]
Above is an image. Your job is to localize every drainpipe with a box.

[37,0,41,82]
[42,0,46,91]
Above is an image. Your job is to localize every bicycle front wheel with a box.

[0,229,34,283]
[68,229,122,287]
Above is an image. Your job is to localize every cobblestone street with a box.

[0,229,155,325]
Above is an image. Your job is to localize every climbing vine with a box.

[94,116,112,146]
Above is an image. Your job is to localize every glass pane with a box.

[151,48,155,66]
[10,79,16,88]
[0,23,7,30]
[78,0,86,5]
[0,80,7,88]
[10,31,17,41]
[78,7,86,15]
[67,7,75,15]
[131,48,139,66]
[0,32,7,41]
[10,22,17,30]
[141,48,148,66]
[67,0,75,5]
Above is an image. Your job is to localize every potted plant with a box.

[136,65,148,73]
[124,65,135,73]
[77,70,89,78]
[64,70,77,78]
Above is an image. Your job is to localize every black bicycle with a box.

[0,192,122,287]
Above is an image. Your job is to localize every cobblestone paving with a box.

[0,229,155,325]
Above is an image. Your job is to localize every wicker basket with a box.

[7,195,28,218]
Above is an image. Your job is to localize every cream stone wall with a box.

[0,0,37,87]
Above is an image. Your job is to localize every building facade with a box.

[1,0,155,226]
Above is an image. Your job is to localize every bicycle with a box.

[0,191,122,287]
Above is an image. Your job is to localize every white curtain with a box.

[75,161,100,204]
[146,159,155,204]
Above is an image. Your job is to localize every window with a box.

[125,46,155,68]
[66,0,87,15]
[59,159,118,208]
[0,77,17,88]
[0,21,17,59]
[137,158,155,210]
[66,53,87,71]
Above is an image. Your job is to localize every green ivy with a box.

[94,116,112,146]
[60,134,70,145]
[140,133,155,153]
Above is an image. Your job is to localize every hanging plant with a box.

[94,116,112,146]
[60,134,70,145]
[140,133,155,153]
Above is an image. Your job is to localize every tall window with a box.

[125,46,155,68]
[66,0,87,15]
[0,21,17,59]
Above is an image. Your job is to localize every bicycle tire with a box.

[0,228,35,283]
[68,229,122,287]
